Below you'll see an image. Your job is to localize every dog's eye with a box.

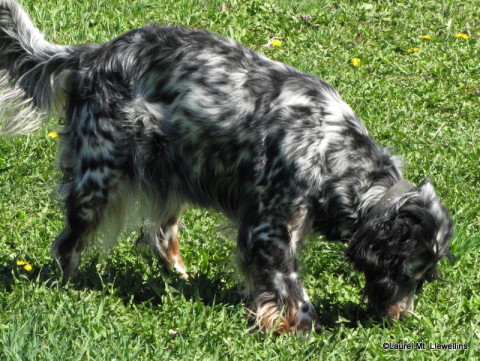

[404,257,436,281]
[412,268,425,280]
[404,262,424,279]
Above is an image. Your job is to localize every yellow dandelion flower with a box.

[420,35,432,40]
[366,45,373,49]
[351,58,361,67]
[407,47,420,53]
[271,39,282,47]
[459,83,475,92]
[16,260,32,271]
[455,33,470,39]
[48,131,58,139]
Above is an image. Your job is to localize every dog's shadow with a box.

[315,298,374,329]
[1,253,374,330]
[68,256,375,330]
[66,254,244,307]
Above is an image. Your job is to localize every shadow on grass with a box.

[68,256,377,330]
[64,254,245,308]
[0,253,239,305]
[1,253,377,331]
[0,256,61,293]
[315,297,376,329]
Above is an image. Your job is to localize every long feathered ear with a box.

[347,210,385,272]
[346,207,416,276]
[347,186,438,274]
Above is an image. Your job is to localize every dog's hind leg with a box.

[52,104,129,277]
[53,201,100,277]
[136,200,189,278]
[154,218,188,278]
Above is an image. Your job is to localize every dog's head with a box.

[347,180,453,320]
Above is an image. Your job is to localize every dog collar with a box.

[369,179,415,216]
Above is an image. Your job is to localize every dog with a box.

[0,0,453,334]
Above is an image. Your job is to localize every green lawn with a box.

[0,0,479,360]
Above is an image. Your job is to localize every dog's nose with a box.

[386,296,414,320]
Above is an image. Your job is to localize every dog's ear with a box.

[347,188,433,274]
[347,196,430,313]
[346,207,415,276]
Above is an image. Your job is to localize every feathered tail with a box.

[0,0,74,135]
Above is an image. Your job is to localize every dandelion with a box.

[271,39,282,47]
[351,58,361,67]
[459,83,475,92]
[16,260,32,271]
[420,35,432,40]
[407,47,420,53]
[264,38,283,48]
[454,33,470,39]
[48,131,58,139]
[366,45,373,49]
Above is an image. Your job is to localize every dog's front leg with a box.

[239,218,320,334]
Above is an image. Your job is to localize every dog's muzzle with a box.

[386,293,415,320]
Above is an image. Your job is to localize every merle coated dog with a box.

[0,0,453,334]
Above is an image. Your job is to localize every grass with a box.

[0,0,479,360]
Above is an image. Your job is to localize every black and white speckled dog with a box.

[0,0,453,334]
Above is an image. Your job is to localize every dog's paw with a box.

[295,301,321,336]
[254,299,320,335]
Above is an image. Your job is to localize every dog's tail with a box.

[0,0,74,135]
